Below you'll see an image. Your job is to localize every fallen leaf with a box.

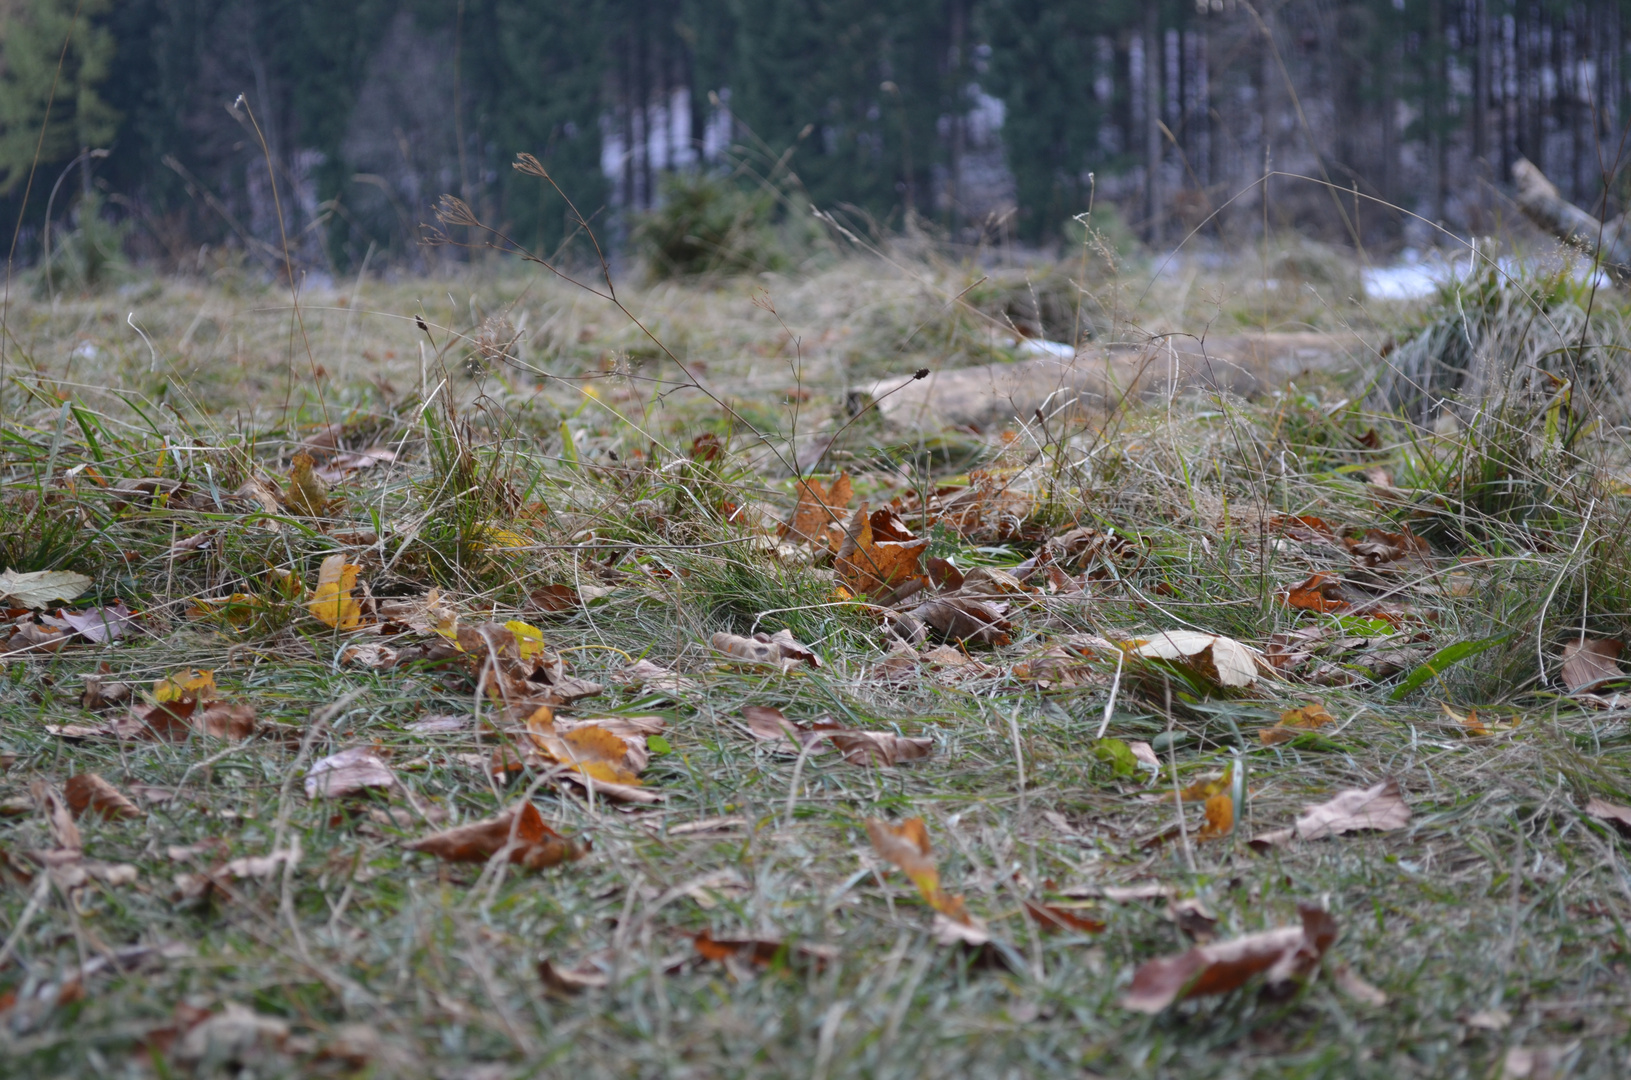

[1464,1008,1513,1031]
[1345,526,1429,567]
[1023,901,1106,934]
[538,958,610,994]
[64,773,142,820]
[305,748,397,799]
[308,553,362,629]
[285,452,329,516]
[835,507,929,600]
[1251,778,1411,849]
[155,669,217,703]
[612,658,700,697]
[173,1003,290,1065]
[1442,702,1491,737]
[693,930,837,971]
[1281,572,1349,613]
[1585,797,1631,836]
[905,595,1012,647]
[1332,963,1389,1006]
[740,706,932,766]
[1561,636,1623,694]
[1260,701,1337,745]
[864,817,975,928]
[504,619,548,661]
[1500,1045,1580,1080]
[1124,630,1270,688]
[1121,904,1338,1012]
[195,702,258,740]
[0,569,92,609]
[33,782,82,851]
[458,622,603,709]
[1128,740,1161,772]
[61,602,135,643]
[711,630,823,672]
[404,801,584,870]
[1196,792,1235,841]
[782,473,852,547]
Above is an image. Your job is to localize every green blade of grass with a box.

[1389,632,1515,700]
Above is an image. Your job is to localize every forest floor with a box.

[1,241,1630,1079]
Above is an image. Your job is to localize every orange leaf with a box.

[1259,701,1336,745]
[836,509,929,599]
[782,474,852,547]
[1561,636,1623,694]
[1196,792,1234,840]
[864,816,971,924]
[1282,572,1349,613]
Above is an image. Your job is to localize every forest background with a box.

[1,0,1627,275]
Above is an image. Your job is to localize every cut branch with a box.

[1512,157,1631,276]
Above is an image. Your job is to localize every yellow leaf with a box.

[308,553,361,629]
[285,452,328,516]
[505,619,547,661]
[1443,702,1490,737]
[864,817,971,923]
[155,669,216,703]
[1260,702,1336,745]
[477,525,530,551]
[1197,792,1235,840]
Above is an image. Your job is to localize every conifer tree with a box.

[0,0,120,195]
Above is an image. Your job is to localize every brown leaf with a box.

[1344,526,1429,567]
[1280,572,1349,613]
[285,452,329,516]
[693,930,838,971]
[404,801,585,870]
[1121,905,1338,1012]
[459,622,604,708]
[538,958,610,994]
[304,747,397,799]
[196,702,257,740]
[1585,796,1631,836]
[741,705,801,747]
[906,595,1012,647]
[1251,778,1411,849]
[613,658,700,697]
[782,474,852,547]
[80,675,131,711]
[33,782,81,852]
[1561,636,1623,694]
[740,707,931,766]
[1023,901,1106,934]
[835,508,929,599]
[64,773,142,820]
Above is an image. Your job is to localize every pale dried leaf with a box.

[1125,630,1269,688]
[61,602,135,643]
[0,569,92,609]
[1561,636,1623,694]
[305,747,396,799]
[1585,796,1631,836]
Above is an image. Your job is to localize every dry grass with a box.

[2,239,1630,1079]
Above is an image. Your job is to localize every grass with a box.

[2,231,1631,1078]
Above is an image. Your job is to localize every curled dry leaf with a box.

[905,595,1012,647]
[1250,778,1411,849]
[864,817,977,932]
[1023,901,1106,934]
[1281,572,1349,613]
[125,698,257,742]
[781,473,852,547]
[538,958,610,995]
[285,452,329,516]
[612,658,700,697]
[308,553,362,630]
[1121,904,1338,1013]
[1561,636,1623,694]
[459,621,603,708]
[1259,701,1337,745]
[65,773,142,820]
[80,675,132,710]
[1332,963,1389,1006]
[304,747,396,799]
[710,630,823,672]
[1123,630,1271,689]
[740,706,932,766]
[0,568,92,609]
[1345,526,1430,567]
[1196,793,1235,841]
[174,844,301,900]
[33,781,82,851]
[404,800,584,870]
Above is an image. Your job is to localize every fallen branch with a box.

[1512,157,1631,276]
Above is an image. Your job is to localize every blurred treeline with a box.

[1,0,1629,277]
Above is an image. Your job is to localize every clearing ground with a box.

[1,242,1630,1078]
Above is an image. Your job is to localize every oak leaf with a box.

[1281,572,1349,613]
[835,508,929,600]
[711,630,823,672]
[781,474,852,547]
